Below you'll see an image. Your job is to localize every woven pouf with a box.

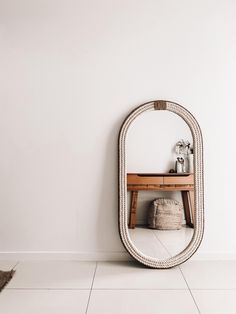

[148,198,183,230]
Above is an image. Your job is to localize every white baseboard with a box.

[0,251,236,261]
[0,251,133,261]
[191,251,236,260]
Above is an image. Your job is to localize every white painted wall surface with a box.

[0,0,236,260]
[127,110,192,173]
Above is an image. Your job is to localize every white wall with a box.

[0,0,236,260]
[127,110,192,173]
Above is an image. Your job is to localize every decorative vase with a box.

[188,153,194,173]
[176,157,184,173]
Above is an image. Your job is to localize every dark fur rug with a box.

[0,270,15,292]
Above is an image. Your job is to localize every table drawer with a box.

[163,174,194,185]
[127,174,164,185]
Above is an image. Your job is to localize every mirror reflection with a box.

[127,110,194,259]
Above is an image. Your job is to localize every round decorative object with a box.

[118,100,204,268]
[148,198,183,230]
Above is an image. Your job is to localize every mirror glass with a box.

[126,110,194,259]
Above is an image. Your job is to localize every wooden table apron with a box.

[127,173,195,229]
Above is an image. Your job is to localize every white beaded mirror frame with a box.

[118,100,204,268]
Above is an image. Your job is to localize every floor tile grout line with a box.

[4,287,194,291]
[81,288,193,291]
[179,266,201,314]
[152,234,193,304]
[146,231,201,313]
[183,288,236,291]
[12,261,20,270]
[152,231,172,258]
[85,261,98,314]
[153,234,199,308]
[5,288,92,291]
[5,287,236,291]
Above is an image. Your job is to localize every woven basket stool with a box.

[148,198,183,230]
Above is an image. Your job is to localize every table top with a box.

[127,173,194,188]
[127,173,193,177]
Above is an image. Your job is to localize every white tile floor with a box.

[1,260,236,313]
[129,226,194,258]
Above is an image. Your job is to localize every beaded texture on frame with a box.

[118,100,204,268]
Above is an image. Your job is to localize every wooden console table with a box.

[127,173,195,229]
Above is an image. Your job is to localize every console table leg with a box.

[181,191,194,228]
[189,190,195,225]
[129,191,138,229]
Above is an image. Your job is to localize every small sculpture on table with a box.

[175,139,192,173]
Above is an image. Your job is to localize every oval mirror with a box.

[118,100,204,268]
